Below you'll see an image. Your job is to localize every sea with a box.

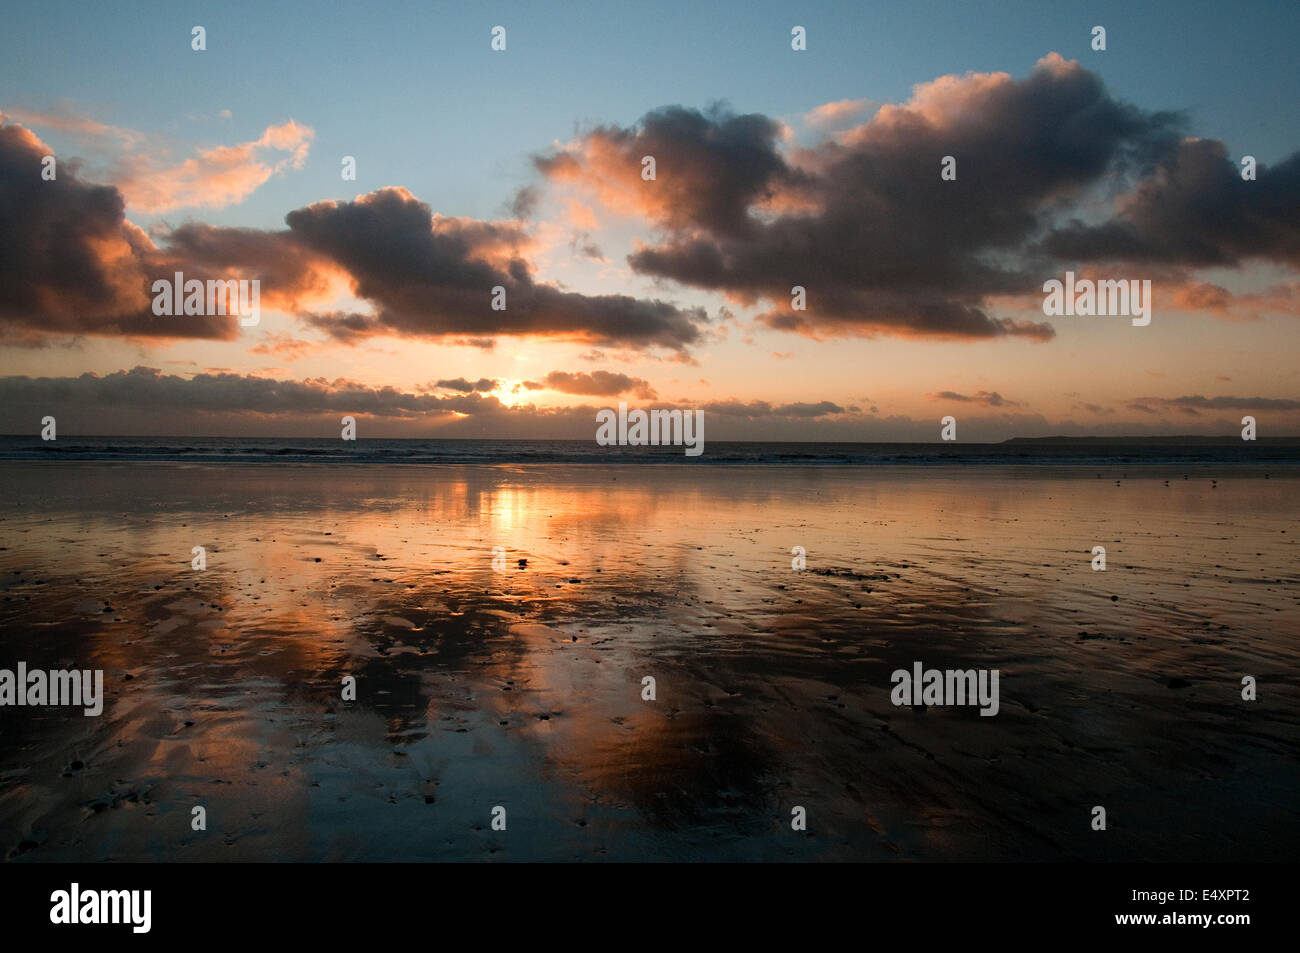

[1,435,1297,466]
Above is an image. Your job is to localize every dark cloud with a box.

[0,121,243,340]
[572,236,604,260]
[930,390,1021,407]
[0,366,482,417]
[0,367,865,438]
[701,399,775,417]
[435,377,498,393]
[1042,139,1300,268]
[538,54,1281,341]
[299,311,375,343]
[509,183,541,219]
[6,368,1295,440]
[1134,394,1300,411]
[282,188,705,352]
[529,370,657,398]
[773,400,846,417]
[700,399,844,418]
[535,104,799,239]
[160,221,327,307]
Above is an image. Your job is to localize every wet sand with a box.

[0,463,1296,861]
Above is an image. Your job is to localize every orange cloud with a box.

[565,199,600,230]
[802,98,877,131]
[1166,280,1300,321]
[117,120,315,213]
[5,106,313,213]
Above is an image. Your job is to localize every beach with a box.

[1,462,1296,861]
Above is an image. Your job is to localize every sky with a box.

[1,0,1297,440]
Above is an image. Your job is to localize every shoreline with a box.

[3,459,1299,474]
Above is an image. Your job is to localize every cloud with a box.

[536,54,1297,341]
[802,98,878,131]
[0,120,245,341]
[528,370,657,399]
[0,366,523,420]
[116,120,314,214]
[1165,278,1300,321]
[4,368,1297,439]
[700,399,845,418]
[0,367,848,437]
[436,377,498,393]
[0,118,706,352]
[535,103,801,240]
[570,234,605,260]
[929,390,1022,407]
[565,199,600,230]
[8,108,314,213]
[10,51,1298,362]
[282,188,706,352]
[0,107,148,151]
[248,332,325,361]
[1131,394,1300,411]
[772,400,847,417]
[1042,138,1300,270]
[509,183,542,219]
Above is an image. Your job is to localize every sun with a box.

[490,380,530,408]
